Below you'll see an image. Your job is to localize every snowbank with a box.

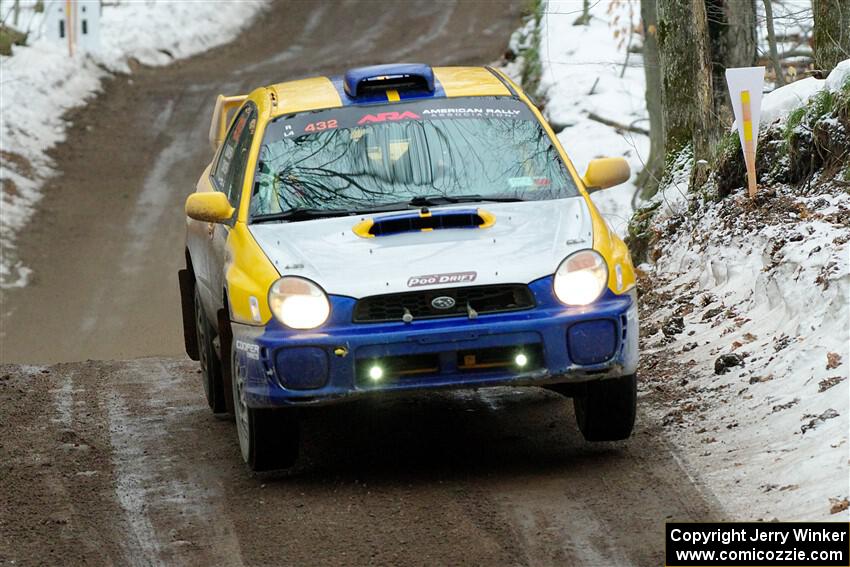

[759,77,824,127]
[758,60,850,127]
[639,64,850,521]
[0,0,267,287]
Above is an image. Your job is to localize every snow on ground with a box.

[0,0,267,287]
[639,66,850,521]
[538,1,648,237]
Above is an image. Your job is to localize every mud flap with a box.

[217,307,236,415]
[178,269,200,361]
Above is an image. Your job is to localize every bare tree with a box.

[574,0,591,25]
[813,0,850,74]
[636,0,665,198]
[657,0,716,159]
[706,0,758,117]
[763,0,786,85]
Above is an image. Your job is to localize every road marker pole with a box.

[65,0,75,57]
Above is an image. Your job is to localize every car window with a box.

[250,96,578,217]
[212,104,257,207]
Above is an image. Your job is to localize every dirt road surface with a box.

[0,359,721,566]
[0,2,723,565]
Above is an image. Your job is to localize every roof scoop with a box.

[344,64,435,97]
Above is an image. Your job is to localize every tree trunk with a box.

[706,0,758,120]
[813,0,850,74]
[636,0,666,198]
[657,0,715,159]
[574,0,591,25]
[719,0,757,68]
[763,0,786,86]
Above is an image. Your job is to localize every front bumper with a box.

[233,277,638,407]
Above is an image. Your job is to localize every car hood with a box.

[248,197,594,298]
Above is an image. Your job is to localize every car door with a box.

[208,103,258,316]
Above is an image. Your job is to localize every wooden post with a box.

[65,0,74,57]
[740,90,757,198]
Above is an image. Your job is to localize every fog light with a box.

[515,353,528,368]
[368,365,384,381]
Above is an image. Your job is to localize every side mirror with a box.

[185,192,235,223]
[582,157,631,192]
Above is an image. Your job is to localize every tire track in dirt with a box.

[1,360,723,566]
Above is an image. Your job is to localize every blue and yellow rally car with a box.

[178,64,639,471]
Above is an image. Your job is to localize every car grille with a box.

[353,284,535,323]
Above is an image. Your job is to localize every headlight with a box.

[553,250,608,306]
[268,277,330,329]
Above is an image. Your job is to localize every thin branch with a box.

[587,112,649,136]
[763,0,787,86]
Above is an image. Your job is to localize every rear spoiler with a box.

[208,94,248,151]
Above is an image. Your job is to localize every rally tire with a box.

[194,287,226,413]
[573,374,637,441]
[232,345,300,472]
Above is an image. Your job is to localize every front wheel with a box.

[573,374,637,441]
[232,344,300,472]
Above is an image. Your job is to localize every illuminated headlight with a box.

[268,277,330,329]
[553,250,608,306]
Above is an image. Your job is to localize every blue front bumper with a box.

[233,277,638,407]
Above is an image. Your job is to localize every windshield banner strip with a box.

[266,97,535,140]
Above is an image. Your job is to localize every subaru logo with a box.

[431,296,456,310]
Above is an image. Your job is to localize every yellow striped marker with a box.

[740,90,757,198]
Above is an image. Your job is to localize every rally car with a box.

[179,64,639,471]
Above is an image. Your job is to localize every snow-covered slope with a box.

[0,1,267,288]
[637,63,850,521]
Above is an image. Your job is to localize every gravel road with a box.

[0,359,721,566]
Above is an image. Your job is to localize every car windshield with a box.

[249,96,579,218]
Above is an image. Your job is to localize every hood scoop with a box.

[353,208,495,238]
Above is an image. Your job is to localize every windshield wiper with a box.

[251,208,354,224]
[408,194,525,207]
[252,195,527,223]
[351,194,526,212]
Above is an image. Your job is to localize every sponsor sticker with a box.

[235,340,260,360]
[358,111,420,125]
[407,271,477,288]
